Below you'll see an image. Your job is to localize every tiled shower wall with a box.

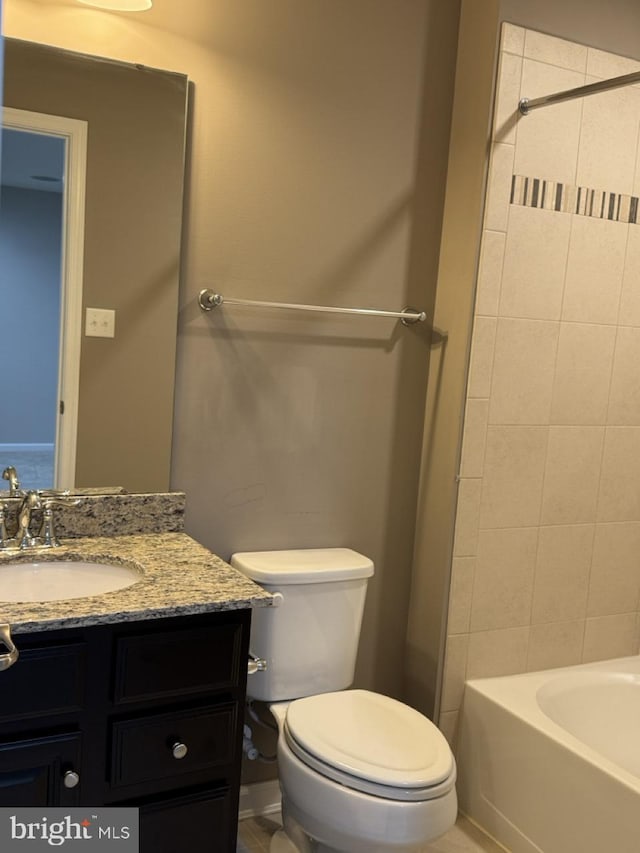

[440,24,640,741]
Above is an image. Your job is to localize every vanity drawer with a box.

[0,643,86,722]
[110,703,237,789]
[112,621,243,704]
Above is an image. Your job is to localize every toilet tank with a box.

[231,548,374,702]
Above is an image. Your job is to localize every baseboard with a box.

[0,443,54,451]
[238,780,282,820]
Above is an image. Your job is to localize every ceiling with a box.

[11,0,250,48]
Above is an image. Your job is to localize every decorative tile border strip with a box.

[510,174,638,224]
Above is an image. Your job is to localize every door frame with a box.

[2,107,87,489]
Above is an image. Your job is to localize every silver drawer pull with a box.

[248,654,267,675]
[63,770,80,789]
[0,625,19,671]
[171,742,188,760]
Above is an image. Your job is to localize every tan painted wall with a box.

[4,0,462,783]
[3,37,187,492]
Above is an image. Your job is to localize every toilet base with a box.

[273,794,453,853]
[269,809,340,853]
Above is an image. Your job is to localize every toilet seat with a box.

[283,689,456,802]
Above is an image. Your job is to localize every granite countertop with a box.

[0,532,272,634]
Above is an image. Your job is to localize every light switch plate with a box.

[86,307,116,338]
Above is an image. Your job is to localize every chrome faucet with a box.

[2,467,21,497]
[0,490,82,551]
[15,491,44,549]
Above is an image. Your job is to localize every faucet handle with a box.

[42,496,83,509]
[0,504,11,550]
[39,505,59,548]
[39,496,83,548]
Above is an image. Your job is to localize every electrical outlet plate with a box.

[85,307,116,338]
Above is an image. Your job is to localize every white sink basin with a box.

[0,559,142,602]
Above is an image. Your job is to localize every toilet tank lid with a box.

[230,548,374,584]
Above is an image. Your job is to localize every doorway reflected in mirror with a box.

[1,109,87,491]
[0,126,64,490]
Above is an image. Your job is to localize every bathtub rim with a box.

[462,653,640,796]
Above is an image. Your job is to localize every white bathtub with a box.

[457,656,640,853]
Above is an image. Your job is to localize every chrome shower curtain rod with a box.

[198,289,427,325]
[519,69,640,115]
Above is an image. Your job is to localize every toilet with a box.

[231,548,457,853]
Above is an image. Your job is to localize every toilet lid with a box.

[283,690,455,802]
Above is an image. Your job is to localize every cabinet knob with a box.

[171,742,188,760]
[63,770,80,789]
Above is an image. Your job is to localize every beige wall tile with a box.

[531,524,594,623]
[597,427,640,522]
[447,557,475,635]
[587,522,640,617]
[459,399,489,478]
[550,323,616,425]
[618,226,640,326]
[515,60,584,185]
[524,30,587,73]
[441,634,469,713]
[467,627,530,679]
[453,479,482,557]
[583,613,639,662]
[467,317,497,398]
[485,143,515,232]
[586,48,640,79]
[488,319,559,424]
[540,426,604,524]
[502,24,524,56]
[527,621,585,671]
[470,527,538,632]
[608,328,640,426]
[499,207,571,321]
[480,426,548,529]
[493,51,522,144]
[577,79,640,195]
[449,30,640,695]
[562,217,628,324]
[475,229,505,316]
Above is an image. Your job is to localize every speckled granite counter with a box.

[0,532,272,634]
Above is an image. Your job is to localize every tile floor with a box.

[236,813,507,852]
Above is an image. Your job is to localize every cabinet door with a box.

[0,643,86,723]
[139,786,234,853]
[0,733,82,806]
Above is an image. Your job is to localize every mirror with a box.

[1,37,189,494]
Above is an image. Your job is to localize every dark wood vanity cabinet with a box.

[0,610,251,853]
